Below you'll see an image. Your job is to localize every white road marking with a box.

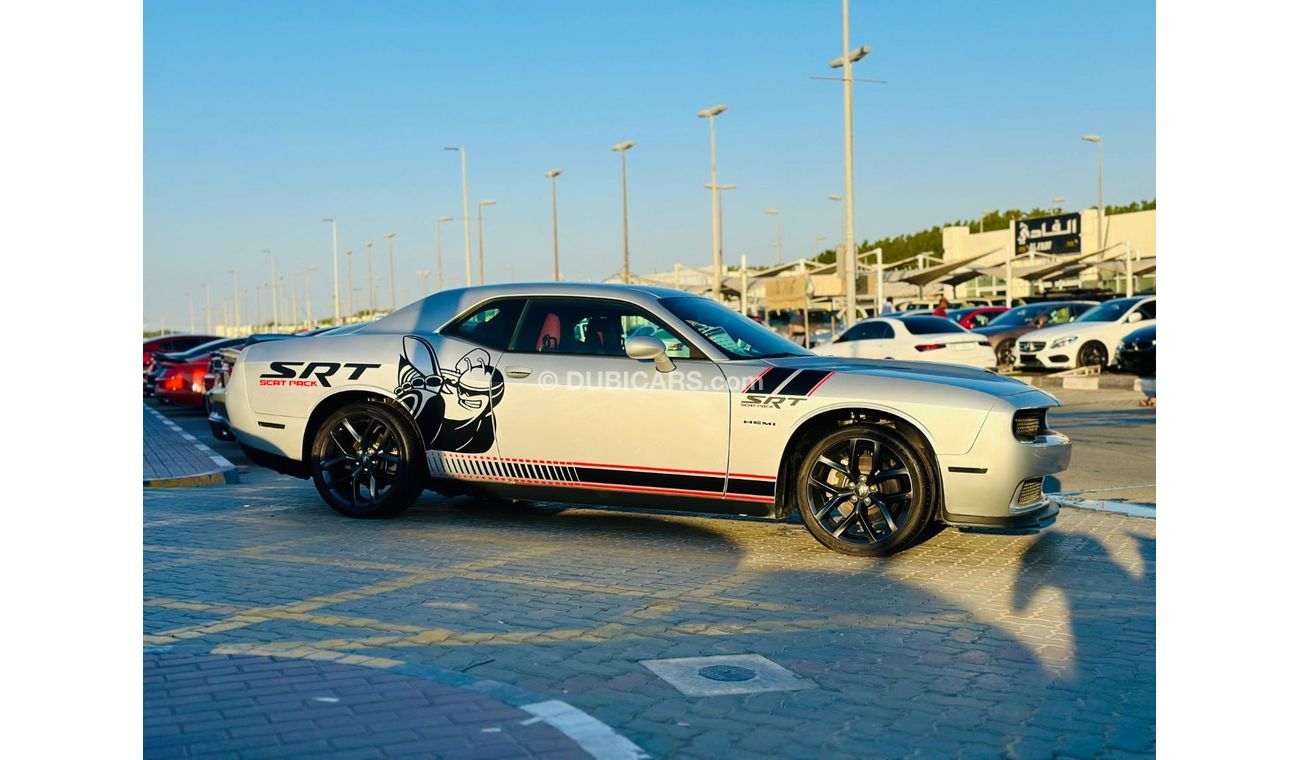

[520,700,649,760]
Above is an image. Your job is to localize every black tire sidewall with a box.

[310,401,426,518]
[1078,341,1108,368]
[795,424,936,557]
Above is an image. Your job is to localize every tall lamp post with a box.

[418,270,430,297]
[545,169,562,281]
[384,232,397,310]
[322,218,339,323]
[304,266,317,329]
[435,216,453,292]
[765,208,783,264]
[477,200,496,285]
[697,105,727,298]
[228,270,241,333]
[1081,135,1104,249]
[611,141,635,283]
[830,0,870,325]
[443,147,473,286]
[263,249,278,331]
[365,241,375,315]
[1051,196,1065,214]
[344,250,354,321]
[186,292,195,333]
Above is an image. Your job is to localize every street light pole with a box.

[765,208,783,264]
[263,250,278,331]
[545,169,562,281]
[255,284,262,327]
[365,241,375,315]
[418,270,430,296]
[477,200,496,285]
[186,292,195,333]
[345,250,354,321]
[444,147,473,286]
[435,216,453,292]
[304,266,317,328]
[1082,135,1104,248]
[611,141,635,283]
[830,1,870,325]
[697,105,727,298]
[228,270,241,332]
[322,218,339,323]
[385,232,397,310]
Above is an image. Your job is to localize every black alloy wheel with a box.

[1077,341,1109,369]
[310,402,425,518]
[996,340,1015,367]
[796,424,935,556]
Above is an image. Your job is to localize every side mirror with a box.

[625,335,676,373]
[1126,311,1143,323]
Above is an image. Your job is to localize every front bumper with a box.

[943,498,1059,534]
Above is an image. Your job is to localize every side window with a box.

[444,299,527,350]
[1136,301,1156,320]
[970,313,993,327]
[875,323,896,340]
[839,323,870,342]
[1046,306,1072,325]
[510,298,699,358]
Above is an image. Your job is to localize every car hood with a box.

[970,324,1027,340]
[759,355,1040,399]
[1018,321,1112,342]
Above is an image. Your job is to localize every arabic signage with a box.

[1015,212,1082,256]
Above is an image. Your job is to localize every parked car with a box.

[1015,296,1156,371]
[207,325,369,441]
[813,315,996,370]
[944,306,1009,330]
[145,337,244,396]
[971,301,1098,366]
[223,283,1068,557]
[143,334,217,376]
[1116,325,1156,377]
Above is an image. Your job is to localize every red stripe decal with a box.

[807,371,836,396]
[741,367,772,393]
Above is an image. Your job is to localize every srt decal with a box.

[395,336,505,453]
[739,368,835,408]
[259,361,381,387]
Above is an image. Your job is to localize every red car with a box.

[143,334,218,373]
[155,356,215,407]
[945,306,1008,330]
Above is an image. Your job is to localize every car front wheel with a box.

[310,401,426,518]
[796,424,937,557]
[996,340,1015,366]
[1077,341,1108,369]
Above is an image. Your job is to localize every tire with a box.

[996,340,1015,367]
[309,401,426,518]
[795,423,937,557]
[1077,341,1108,369]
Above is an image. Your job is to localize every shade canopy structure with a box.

[935,268,986,288]
[895,247,1007,290]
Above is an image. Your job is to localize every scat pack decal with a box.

[739,367,834,409]
[259,361,381,388]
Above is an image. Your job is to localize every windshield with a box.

[1077,297,1142,323]
[987,304,1049,327]
[659,297,811,359]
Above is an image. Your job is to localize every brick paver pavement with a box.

[144,477,1155,758]
[144,404,237,485]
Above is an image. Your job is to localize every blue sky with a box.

[145,0,1154,329]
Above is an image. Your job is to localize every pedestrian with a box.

[788,310,806,345]
[881,297,896,315]
[934,296,950,317]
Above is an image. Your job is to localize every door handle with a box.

[505,366,533,378]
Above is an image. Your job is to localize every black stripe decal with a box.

[747,367,797,395]
[572,467,726,494]
[726,478,778,497]
[778,370,831,397]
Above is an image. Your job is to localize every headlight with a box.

[1150,339,1156,347]
[1049,336,1077,349]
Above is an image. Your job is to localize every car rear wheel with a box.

[996,340,1015,366]
[310,401,426,518]
[796,424,936,557]
[1077,341,1108,369]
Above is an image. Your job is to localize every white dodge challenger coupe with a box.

[225,283,1071,556]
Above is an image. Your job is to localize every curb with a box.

[144,406,239,487]
[204,644,649,759]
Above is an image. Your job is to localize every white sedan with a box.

[812,315,997,370]
[1015,296,1155,370]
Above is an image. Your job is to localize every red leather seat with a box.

[536,313,562,352]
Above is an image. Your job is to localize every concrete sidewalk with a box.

[144,404,239,487]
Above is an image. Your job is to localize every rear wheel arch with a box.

[301,390,419,464]
[774,406,942,520]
